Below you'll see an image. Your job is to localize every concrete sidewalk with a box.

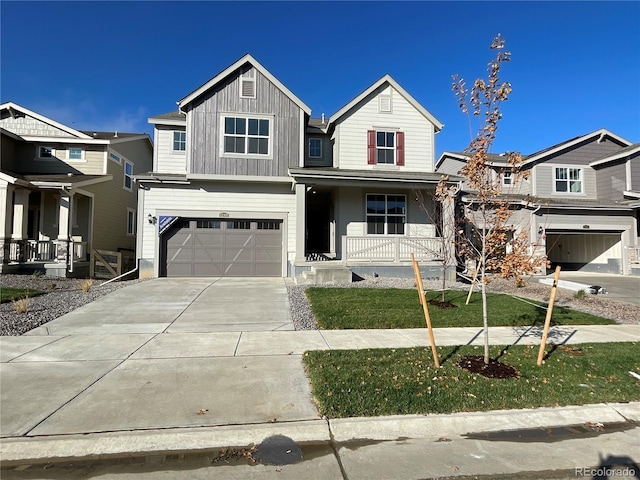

[1,277,638,478]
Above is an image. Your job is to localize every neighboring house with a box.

[137,54,457,281]
[0,102,153,277]
[436,129,640,276]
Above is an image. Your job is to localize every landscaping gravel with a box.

[1,274,144,336]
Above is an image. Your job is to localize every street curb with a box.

[2,403,637,466]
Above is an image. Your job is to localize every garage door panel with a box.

[164,218,282,277]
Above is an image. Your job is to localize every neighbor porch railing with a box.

[6,239,88,263]
[342,236,444,263]
[627,246,640,267]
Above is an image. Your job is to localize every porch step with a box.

[296,265,352,285]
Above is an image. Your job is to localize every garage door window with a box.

[227,220,251,230]
[257,221,280,230]
[196,220,220,229]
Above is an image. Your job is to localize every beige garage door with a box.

[162,218,283,277]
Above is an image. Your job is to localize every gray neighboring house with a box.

[0,102,153,277]
[436,129,640,276]
[136,54,458,281]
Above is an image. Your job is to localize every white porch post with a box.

[11,188,29,240]
[442,191,456,269]
[56,190,71,264]
[0,184,13,263]
[295,183,306,263]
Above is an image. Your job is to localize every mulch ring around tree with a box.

[428,300,457,309]
[457,355,521,379]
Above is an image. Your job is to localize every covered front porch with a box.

[289,168,458,283]
[0,173,104,277]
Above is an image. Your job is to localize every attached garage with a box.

[546,231,623,274]
[161,218,283,277]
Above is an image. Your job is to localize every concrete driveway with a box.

[546,272,640,306]
[1,278,321,438]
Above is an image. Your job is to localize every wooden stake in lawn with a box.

[465,265,480,306]
[537,266,562,366]
[411,253,440,368]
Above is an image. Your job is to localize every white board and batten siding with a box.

[334,85,436,172]
[140,183,297,275]
[154,126,187,174]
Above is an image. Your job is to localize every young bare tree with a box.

[453,35,548,365]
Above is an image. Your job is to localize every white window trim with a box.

[219,113,273,159]
[36,145,55,160]
[126,207,136,236]
[172,130,186,153]
[109,151,122,164]
[67,147,86,162]
[376,131,396,165]
[123,160,134,191]
[308,138,322,158]
[365,193,407,236]
[553,166,584,194]
[502,171,512,186]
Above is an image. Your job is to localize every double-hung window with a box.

[68,147,84,160]
[555,167,582,193]
[124,160,133,190]
[309,138,322,158]
[502,171,512,186]
[366,194,406,235]
[223,116,270,156]
[367,130,405,166]
[173,131,186,151]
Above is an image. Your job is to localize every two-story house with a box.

[0,102,153,277]
[136,54,457,281]
[437,129,640,276]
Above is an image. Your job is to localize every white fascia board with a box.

[0,171,29,186]
[178,54,311,115]
[148,117,186,127]
[21,135,110,145]
[290,172,440,184]
[328,75,443,131]
[29,175,112,189]
[589,145,640,167]
[523,129,632,166]
[187,173,294,184]
[0,102,93,139]
[623,190,640,199]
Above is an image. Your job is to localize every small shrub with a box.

[12,297,29,314]
[574,289,586,300]
[47,283,57,290]
[32,270,43,279]
[79,279,94,293]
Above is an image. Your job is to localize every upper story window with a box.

[309,138,322,158]
[367,130,404,166]
[555,167,583,193]
[124,160,134,191]
[366,194,406,235]
[502,171,512,186]
[68,147,84,161]
[38,146,54,159]
[173,131,186,151]
[223,116,270,156]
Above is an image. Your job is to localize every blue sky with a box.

[2,1,639,158]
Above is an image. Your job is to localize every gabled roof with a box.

[589,142,640,167]
[522,128,631,166]
[0,102,93,139]
[177,54,311,115]
[148,111,186,126]
[435,151,512,170]
[327,74,443,131]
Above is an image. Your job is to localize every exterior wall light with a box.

[148,214,157,225]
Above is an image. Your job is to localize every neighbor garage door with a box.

[162,218,283,277]
[546,231,622,274]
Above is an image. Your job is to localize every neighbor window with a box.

[127,208,136,235]
[366,194,406,235]
[223,116,270,155]
[555,167,583,193]
[38,146,54,158]
[309,138,322,158]
[173,131,186,151]
[502,171,512,186]
[124,160,133,190]
[68,147,83,160]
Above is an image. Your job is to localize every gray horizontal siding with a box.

[595,159,627,200]
[534,164,597,199]
[304,133,332,167]
[530,136,626,167]
[188,66,301,176]
[630,153,640,191]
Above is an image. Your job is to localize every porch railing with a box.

[342,236,444,263]
[6,239,88,263]
[627,246,640,266]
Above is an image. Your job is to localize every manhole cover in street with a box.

[252,435,303,465]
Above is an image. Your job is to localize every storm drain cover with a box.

[253,435,303,465]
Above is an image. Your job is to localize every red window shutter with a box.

[367,130,376,164]
[396,131,405,166]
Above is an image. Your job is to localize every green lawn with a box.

[303,342,640,418]
[305,288,615,329]
[1,287,44,303]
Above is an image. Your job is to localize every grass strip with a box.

[1,287,44,304]
[305,288,615,329]
[303,342,640,418]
